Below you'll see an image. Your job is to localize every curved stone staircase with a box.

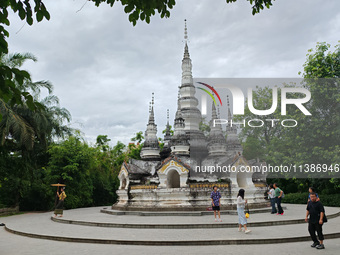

[3,204,340,246]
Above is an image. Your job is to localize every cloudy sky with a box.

[6,0,340,146]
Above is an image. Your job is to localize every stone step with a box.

[47,204,340,229]
[101,206,285,216]
[5,225,340,246]
[51,210,340,229]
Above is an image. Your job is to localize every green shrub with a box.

[283,192,340,207]
[19,181,54,211]
[318,194,340,207]
[282,192,309,204]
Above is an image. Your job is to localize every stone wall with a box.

[0,206,19,216]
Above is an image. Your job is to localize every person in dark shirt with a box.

[210,186,222,222]
[305,192,325,249]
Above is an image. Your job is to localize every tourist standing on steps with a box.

[237,189,251,234]
[54,187,67,218]
[273,183,284,215]
[305,192,325,249]
[267,184,277,214]
[210,186,222,222]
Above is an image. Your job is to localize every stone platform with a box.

[1,204,340,247]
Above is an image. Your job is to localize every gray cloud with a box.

[5,0,340,145]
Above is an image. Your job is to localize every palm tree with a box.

[0,52,72,150]
[0,53,45,122]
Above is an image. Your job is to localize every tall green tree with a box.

[238,42,340,194]
[291,42,340,193]
[46,135,120,209]
[0,52,72,209]
[112,141,128,168]
[0,53,71,150]
[273,43,340,167]
[96,134,111,152]
[91,145,119,206]
[236,86,284,147]
[131,131,144,144]
[46,135,95,209]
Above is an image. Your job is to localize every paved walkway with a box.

[1,227,339,255]
[3,212,340,241]
[0,204,339,254]
[59,204,339,224]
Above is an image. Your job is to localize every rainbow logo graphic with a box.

[196,82,223,106]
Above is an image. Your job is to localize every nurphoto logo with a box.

[196,78,312,128]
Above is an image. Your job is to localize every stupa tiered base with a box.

[114,185,269,211]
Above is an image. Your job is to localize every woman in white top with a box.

[237,189,251,234]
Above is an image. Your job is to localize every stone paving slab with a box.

[51,204,340,225]
[52,210,340,229]
[1,227,340,255]
[2,204,340,245]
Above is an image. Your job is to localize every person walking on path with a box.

[305,192,325,249]
[273,183,284,215]
[210,186,222,222]
[237,189,251,234]
[54,187,67,217]
[267,184,277,214]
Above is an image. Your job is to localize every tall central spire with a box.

[178,19,201,132]
[176,19,207,160]
[181,19,192,86]
[184,19,188,43]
